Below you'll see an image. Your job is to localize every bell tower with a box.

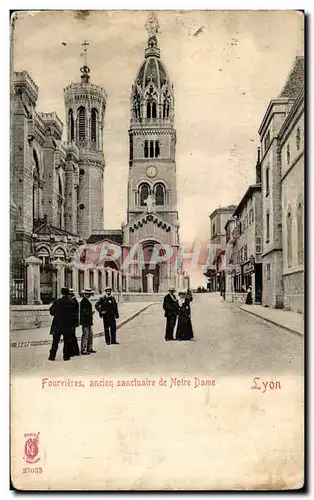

[127,13,179,226]
[64,41,106,239]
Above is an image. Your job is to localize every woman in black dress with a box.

[176,291,194,341]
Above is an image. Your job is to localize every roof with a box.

[87,230,123,245]
[279,57,304,99]
[34,219,79,238]
[209,205,238,219]
[233,184,261,217]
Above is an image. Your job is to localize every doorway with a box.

[142,264,160,293]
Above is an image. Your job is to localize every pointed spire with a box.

[80,40,90,83]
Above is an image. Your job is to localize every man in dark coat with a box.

[163,286,179,341]
[48,287,77,361]
[245,286,253,305]
[80,288,96,355]
[95,287,119,345]
[69,288,80,356]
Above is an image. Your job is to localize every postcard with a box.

[10,10,304,490]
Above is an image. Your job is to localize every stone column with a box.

[251,271,256,303]
[118,271,123,292]
[25,255,42,305]
[112,269,118,292]
[93,268,99,294]
[146,273,154,293]
[107,268,113,290]
[83,269,89,290]
[72,265,79,293]
[101,268,106,293]
[53,258,65,298]
[125,273,129,292]
[178,271,184,290]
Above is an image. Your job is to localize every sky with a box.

[12,10,304,285]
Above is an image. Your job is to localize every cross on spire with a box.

[80,40,90,83]
[81,40,89,66]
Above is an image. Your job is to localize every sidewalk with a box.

[10,302,155,347]
[239,304,304,337]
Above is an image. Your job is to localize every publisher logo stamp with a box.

[23,432,40,464]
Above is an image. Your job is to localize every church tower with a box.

[127,13,178,225]
[123,13,180,293]
[64,42,106,239]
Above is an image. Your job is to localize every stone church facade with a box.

[10,63,123,304]
[10,14,187,304]
[121,17,181,293]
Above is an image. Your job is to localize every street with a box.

[11,294,304,490]
[11,293,303,377]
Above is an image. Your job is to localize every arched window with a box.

[287,143,290,164]
[296,126,301,151]
[33,150,40,223]
[155,140,160,158]
[152,101,157,119]
[68,109,74,142]
[91,108,97,144]
[297,201,303,264]
[163,100,170,118]
[78,106,86,141]
[149,141,154,158]
[147,102,151,119]
[155,183,165,206]
[287,210,292,268]
[144,140,149,158]
[139,183,150,206]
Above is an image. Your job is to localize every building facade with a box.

[259,56,304,310]
[279,89,304,313]
[10,62,123,304]
[206,206,237,292]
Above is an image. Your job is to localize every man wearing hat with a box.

[48,287,77,361]
[95,287,119,345]
[80,288,96,355]
[162,286,179,341]
[68,288,80,356]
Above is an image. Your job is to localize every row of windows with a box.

[144,140,160,158]
[236,245,248,265]
[238,208,255,234]
[134,101,170,120]
[286,126,301,165]
[263,125,302,161]
[68,107,98,142]
[265,202,303,266]
[138,182,166,206]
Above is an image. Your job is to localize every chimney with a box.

[256,147,261,184]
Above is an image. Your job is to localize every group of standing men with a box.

[48,286,119,361]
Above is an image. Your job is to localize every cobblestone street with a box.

[11,294,304,489]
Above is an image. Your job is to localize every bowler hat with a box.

[61,287,69,295]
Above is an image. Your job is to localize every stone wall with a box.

[10,305,51,331]
[120,293,164,303]
[283,270,304,313]
[10,293,160,331]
